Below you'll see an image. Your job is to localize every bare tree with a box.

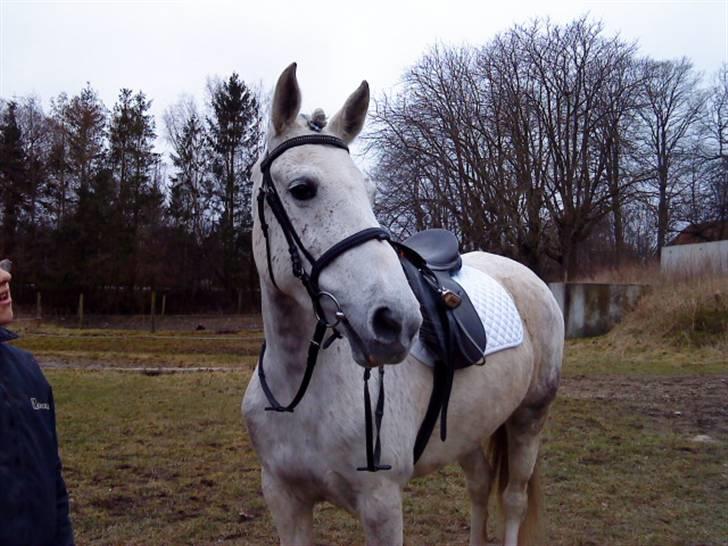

[592,46,645,265]
[516,18,641,278]
[695,65,728,232]
[15,97,49,228]
[369,41,551,273]
[475,24,553,273]
[636,57,704,250]
[368,18,644,279]
[368,46,480,241]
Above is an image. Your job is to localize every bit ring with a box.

[315,291,345,328]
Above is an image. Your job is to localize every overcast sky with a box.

[1,0,725,148]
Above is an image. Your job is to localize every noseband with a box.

[256,133,393,472]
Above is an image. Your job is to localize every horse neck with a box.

[260,283,319,375]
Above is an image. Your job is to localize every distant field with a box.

[12,323,263,369]
[12,321,726,545]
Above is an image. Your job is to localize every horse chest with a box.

[244,373,359,465]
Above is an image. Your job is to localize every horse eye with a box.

[288,178,318,201]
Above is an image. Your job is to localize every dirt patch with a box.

[24,313,263,332]
[560,374,728,438]
[40,358,244,373]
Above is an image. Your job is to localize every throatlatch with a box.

[256,133,392,472]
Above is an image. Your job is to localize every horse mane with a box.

[301,108,327,131]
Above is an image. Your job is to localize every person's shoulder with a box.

[0,326,19,343]
[0,331,47,384]
[1,342,36,363]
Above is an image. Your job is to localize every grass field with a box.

[10,319,728,545]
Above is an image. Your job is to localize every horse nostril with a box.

[371,306,402,343]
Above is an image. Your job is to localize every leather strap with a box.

[357,366,391,472]
[310,227,390,291]
[260,134,349,172]
[258,321,327,412]
[256,133,395,473]
[259,134,389,301]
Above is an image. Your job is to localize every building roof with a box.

[668,221,728,246]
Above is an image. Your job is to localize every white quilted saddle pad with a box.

[410,264,524,366]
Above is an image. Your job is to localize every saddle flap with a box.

[402,229,462,272]
[425,271,487,368]
[401,259,486,371]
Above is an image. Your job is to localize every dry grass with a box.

[572,260,727,353]
[564,272,727,376]
[611,274,728,351]
[11,326,264,368]
[565,337,727,376]
[48,363,727,546]
[11,296,727,544]
[573,261,660,284]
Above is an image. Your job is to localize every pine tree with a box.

[168,108,212,241]
[207,73,262,293]
[0,101,27,256]
[109,88,161,290]
[64,84,107,197]
[46,93,72,227]
[48,85,109,293]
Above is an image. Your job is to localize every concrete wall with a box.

[549,283,649,338]
[661,240,728,277]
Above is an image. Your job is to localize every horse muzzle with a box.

[344,302,421,367]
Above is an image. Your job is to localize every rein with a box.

[256,133,392,472]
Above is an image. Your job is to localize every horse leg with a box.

[261,468,314,546]
[459,447,493,546]
[358,482,404,546]
[501,408,548,546]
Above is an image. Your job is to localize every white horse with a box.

[243,63,564,546]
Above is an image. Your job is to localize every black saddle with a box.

[395,229,487,464]
[403,229,462,272]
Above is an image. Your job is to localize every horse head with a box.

[253,63,421,367]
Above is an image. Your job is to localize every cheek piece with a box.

[256,133,396,472]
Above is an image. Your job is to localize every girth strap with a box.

[412,299,455,463]
[395,240,486,465]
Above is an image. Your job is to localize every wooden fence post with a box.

[150,291,157,334]
[161,294,166,317]
[78,293,84,329]
[36,291,42,320]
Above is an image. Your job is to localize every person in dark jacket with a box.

[0,259,75,545]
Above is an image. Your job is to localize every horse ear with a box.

[271,63,302,135]
[329,81,369,143]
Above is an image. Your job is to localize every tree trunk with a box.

[657,165,669,252]
[608,141,625,266]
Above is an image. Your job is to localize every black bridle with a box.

[256,133,393,472]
